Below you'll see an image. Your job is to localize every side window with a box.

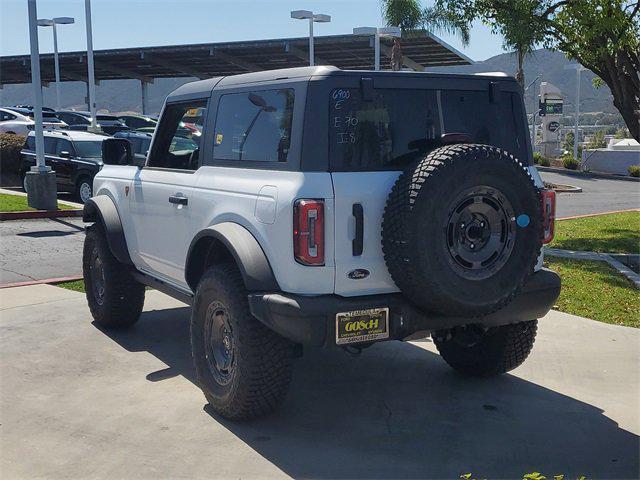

[127,137,142,154]
[55,138,74,156]
[1,111,16,121]
[140,137,151,155]
[43,137,57,154]
[147,100,206,170]
[213,89,294,162]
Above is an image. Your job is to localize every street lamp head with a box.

[37,18,54,27]
[353,26,378,35]
[53,17,75,25]
[291,10,313,20]
[313,14,331,23]
[378,26,401,37]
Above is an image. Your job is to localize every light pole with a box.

[26,0,57,210]
[525,74,542,151]
[353,26,401,71]
[290,10,331,67]
[37,17,75,111]
[84,0,98,132]
[565,63,586,160]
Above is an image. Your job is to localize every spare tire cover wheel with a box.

[382,144,542,317]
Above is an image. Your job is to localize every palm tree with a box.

[381,0,470,70]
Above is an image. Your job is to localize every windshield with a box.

[74,140,103,158]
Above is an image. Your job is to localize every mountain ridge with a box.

[0,48,617,117]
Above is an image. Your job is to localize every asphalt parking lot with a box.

[539,170,640,218]
[1,285,638,479]
[0,217,84,285]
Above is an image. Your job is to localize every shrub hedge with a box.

[0,133,26,176]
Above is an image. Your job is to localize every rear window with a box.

[329,87,528,171]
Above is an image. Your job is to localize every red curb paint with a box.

[0,275,83,289]
[0,209,83,221]
[558,208,640,220]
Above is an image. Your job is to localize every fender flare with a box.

[186,223,280,292]
[83,195,133,265]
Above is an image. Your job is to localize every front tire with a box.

[83,225,145,328]
[433,320,538,376]
[76,176,93,204]
[190,263,294,420]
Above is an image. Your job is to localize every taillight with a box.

[293,199,325,266]
[541,189,556,244]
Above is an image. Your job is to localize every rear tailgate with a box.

[331,171,400,296]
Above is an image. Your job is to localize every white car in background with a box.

[0,107,67,135]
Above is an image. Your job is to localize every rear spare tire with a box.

[382,144,542,316]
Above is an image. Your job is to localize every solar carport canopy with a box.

[0,31,472,85]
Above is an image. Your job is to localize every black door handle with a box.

[352,203,363,256]
[168,195,188,205]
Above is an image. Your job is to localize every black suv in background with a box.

[20,130,105,203]
[55,111,129,135]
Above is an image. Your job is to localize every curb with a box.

[558,208,640,221]
[0,275,83,289]
[537,166,640,182]
[0,209,83,221]
[546,248,640,289]
[549,184,582,193]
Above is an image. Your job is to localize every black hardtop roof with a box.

[165,66,518,101]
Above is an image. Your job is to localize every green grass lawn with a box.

[546,257,639,328]
[56,280,151,294]
[56,279,85,293]
[0,193,76,212]
[551,210,639,254]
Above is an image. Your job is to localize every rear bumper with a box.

[248,268,561,347]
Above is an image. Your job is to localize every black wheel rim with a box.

[204,301,235,385]
[90,248,106,305]
[444,185,516,280]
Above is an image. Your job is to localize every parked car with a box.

[55,111,129,135]
[113,130,152,165]
[84,66,560,420]
[0,107,67,135]
[117,114,157,130]
[20,129,105,203]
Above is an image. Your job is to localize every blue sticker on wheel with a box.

[516,214,530,227]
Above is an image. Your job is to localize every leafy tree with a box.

[436,0,640,141]
[563,130,574,152]
[614,127,631,138]
[587,130,607,148]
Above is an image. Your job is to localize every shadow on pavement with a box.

[100,306,639,479]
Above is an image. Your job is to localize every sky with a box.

[0,0,504,61]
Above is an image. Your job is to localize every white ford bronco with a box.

[83,66,560,420]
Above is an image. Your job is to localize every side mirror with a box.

[59,150,71,158]
[102,137,134,166]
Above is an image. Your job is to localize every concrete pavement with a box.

[1,285,638,479]
[540,170,640,218]
[0,217,84,284]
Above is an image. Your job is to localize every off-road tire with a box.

[83,225,145,328]
[190,263,294,420]
[382,144,542,317]
[433,320,538,376]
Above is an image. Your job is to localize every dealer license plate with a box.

[335,308,389,345]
